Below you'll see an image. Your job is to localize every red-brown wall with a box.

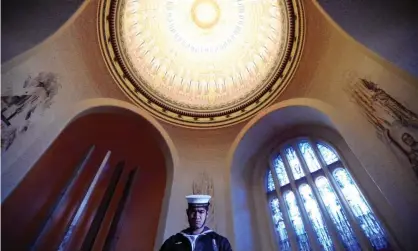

[2,112,167,250]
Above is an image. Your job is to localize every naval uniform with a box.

[159,226,232,251]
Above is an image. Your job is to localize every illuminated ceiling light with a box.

[191,0,220,29]
[120,0,286,109]
[99,0,305,127]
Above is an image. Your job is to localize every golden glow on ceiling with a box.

[191,0,220,29]
[99,0,305,127]
[121,0,287,109]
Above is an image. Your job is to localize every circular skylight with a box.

[191,0,220,29]
[99,0,305,128]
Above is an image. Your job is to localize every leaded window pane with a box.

[266,138,391,251]
[269,197,292,251]
[315,176,361,251]
[267,170,276,192]
[299,184,334,251]
[298,141,321,173]
[273,156,290,186]
[333,168,389,250]
[284,191,311,251]
[317,143,339,165]
[285,147,305,180]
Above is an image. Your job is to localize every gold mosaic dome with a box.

[98,0,305,128]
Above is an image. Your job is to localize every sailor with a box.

[159,194,232,251]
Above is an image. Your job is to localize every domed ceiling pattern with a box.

[98,0,305,128]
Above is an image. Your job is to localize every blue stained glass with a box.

[273,156,290,186]
[267,170,276,192]
[333,169,389,250]
[299,184,334,251]
[317,143,339,165]
[299,141,321,173]
[315,176,361,251]
[285,147,305,180]
[269,197,291,251]
[284,191,311,251]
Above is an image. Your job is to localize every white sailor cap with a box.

[186,194,211,207]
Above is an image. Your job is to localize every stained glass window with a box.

[266,138,390,251]
[273,156,290,186]
[317,143,339,165]
[267,170,276,192]
[299,184,334,251]
[333,168,389,250]
[315,176,361,251]
[269,197,292,251]
[298,141,321,172]
[284,191,311,251]
[285,147,305,180]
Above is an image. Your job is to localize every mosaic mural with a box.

[1,72,61,152]
[348,79,418,179]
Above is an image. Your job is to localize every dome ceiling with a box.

[98,0,305,128]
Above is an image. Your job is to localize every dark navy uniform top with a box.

[159,227,232,251]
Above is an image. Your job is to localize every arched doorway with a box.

[2,100,177,250]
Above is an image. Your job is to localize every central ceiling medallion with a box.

[98,0,305,128]
[191,0,220,29]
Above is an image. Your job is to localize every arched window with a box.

[266,138,391,251]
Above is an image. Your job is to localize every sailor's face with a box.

[187,207,207,229]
